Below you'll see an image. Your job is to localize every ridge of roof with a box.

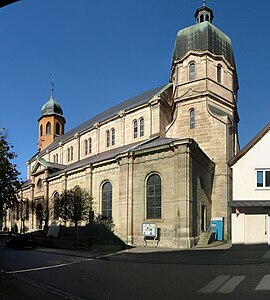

[229,122,270,166]
[32,84,168,161]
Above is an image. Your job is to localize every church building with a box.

[6,4,240,248]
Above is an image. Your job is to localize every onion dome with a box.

[41,95,63,117]
[171,5,235,68]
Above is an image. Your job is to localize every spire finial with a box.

[51,78,54,98]
[203,0,206,6]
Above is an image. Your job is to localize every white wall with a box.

[232,130,270,201]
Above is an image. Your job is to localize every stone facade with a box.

[3,4,240,248]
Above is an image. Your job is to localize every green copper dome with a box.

[41,95,63,117]
[172,6,235,68]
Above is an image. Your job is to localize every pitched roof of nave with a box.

[31,83,169,161]
[46,136,186,179]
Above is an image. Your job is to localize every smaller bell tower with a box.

[38,82,65,152]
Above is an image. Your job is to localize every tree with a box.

[58,187,92,245]
[0,129,21,225]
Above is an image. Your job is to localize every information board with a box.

[142,223,157,237]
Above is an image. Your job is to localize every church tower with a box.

[38,84,65,152]
[166,3,240,238]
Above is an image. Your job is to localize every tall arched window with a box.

[102,182,112,219]
[84,139,88,155]
[217,64,222,83]
[111,128,115,146]
[133,120,138,138]
[46,122,51,134]
[40,124,43,137]
[106,130,110,147]
[67,148,70,162]
[146,174,161,219]
[139,118,144,137]
[70,146,73,160]
[189,63,195,81]
[54,192,60,220]
[56,122,60,135]
[190,109,195,129]
[88,138,92,153]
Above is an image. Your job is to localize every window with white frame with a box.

[256,169,270,188]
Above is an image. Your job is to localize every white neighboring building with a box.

[230,123,270,245]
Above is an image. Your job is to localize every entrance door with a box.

[201,205,206,231]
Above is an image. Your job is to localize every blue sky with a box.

[0,0,269,180]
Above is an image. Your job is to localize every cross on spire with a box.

[51,79,54,98]
[203,0,206,7]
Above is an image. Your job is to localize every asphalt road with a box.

[1,244,270,299]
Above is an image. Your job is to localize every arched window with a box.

[40,124,43,137]
[56,154,58,163]
[190,109,195,129]
[70,146,73,161]
[84,139,88,155]
[189,63,195,81]
[200,14,204,22]
[88,138,92,153]
[25,199,30,221]
[54,192,60,219]
[111,128,115,146]
[217,64,222,83]
[139,118,144,137]
[205,14,209,22]
[67,148,70,162]
[56,122,60,135]
[106,130,110,147]
[102,182,112,219]
[37,178,42,189]
[46,122,51,134]
[146,174,161,219]
[133,119,138,138]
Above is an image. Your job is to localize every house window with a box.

[133,120,138,138]
[190,109,195,129]
[189,63,195,81]
[139,118,144,137]
[102,182,112,219]
[146,174,161,219]
[217,64,222,83]
[88,138,92,153]
[256,170,270,188]
[111,128,115,146]
[106,130,110,147]
[84,139,88,155]
[46,122,51,134]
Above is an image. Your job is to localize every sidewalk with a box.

[34,241,270,265]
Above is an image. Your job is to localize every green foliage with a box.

[58,187,92,223]
[94,213,115,232]
[0,129,21,217]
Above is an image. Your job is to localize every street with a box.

[1,244,270,299]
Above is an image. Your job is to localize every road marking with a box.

[199,275,230,294]
[255,274,270,291]
[6,258,93,274]
[263,250,270,259]
[217,276,245,293]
